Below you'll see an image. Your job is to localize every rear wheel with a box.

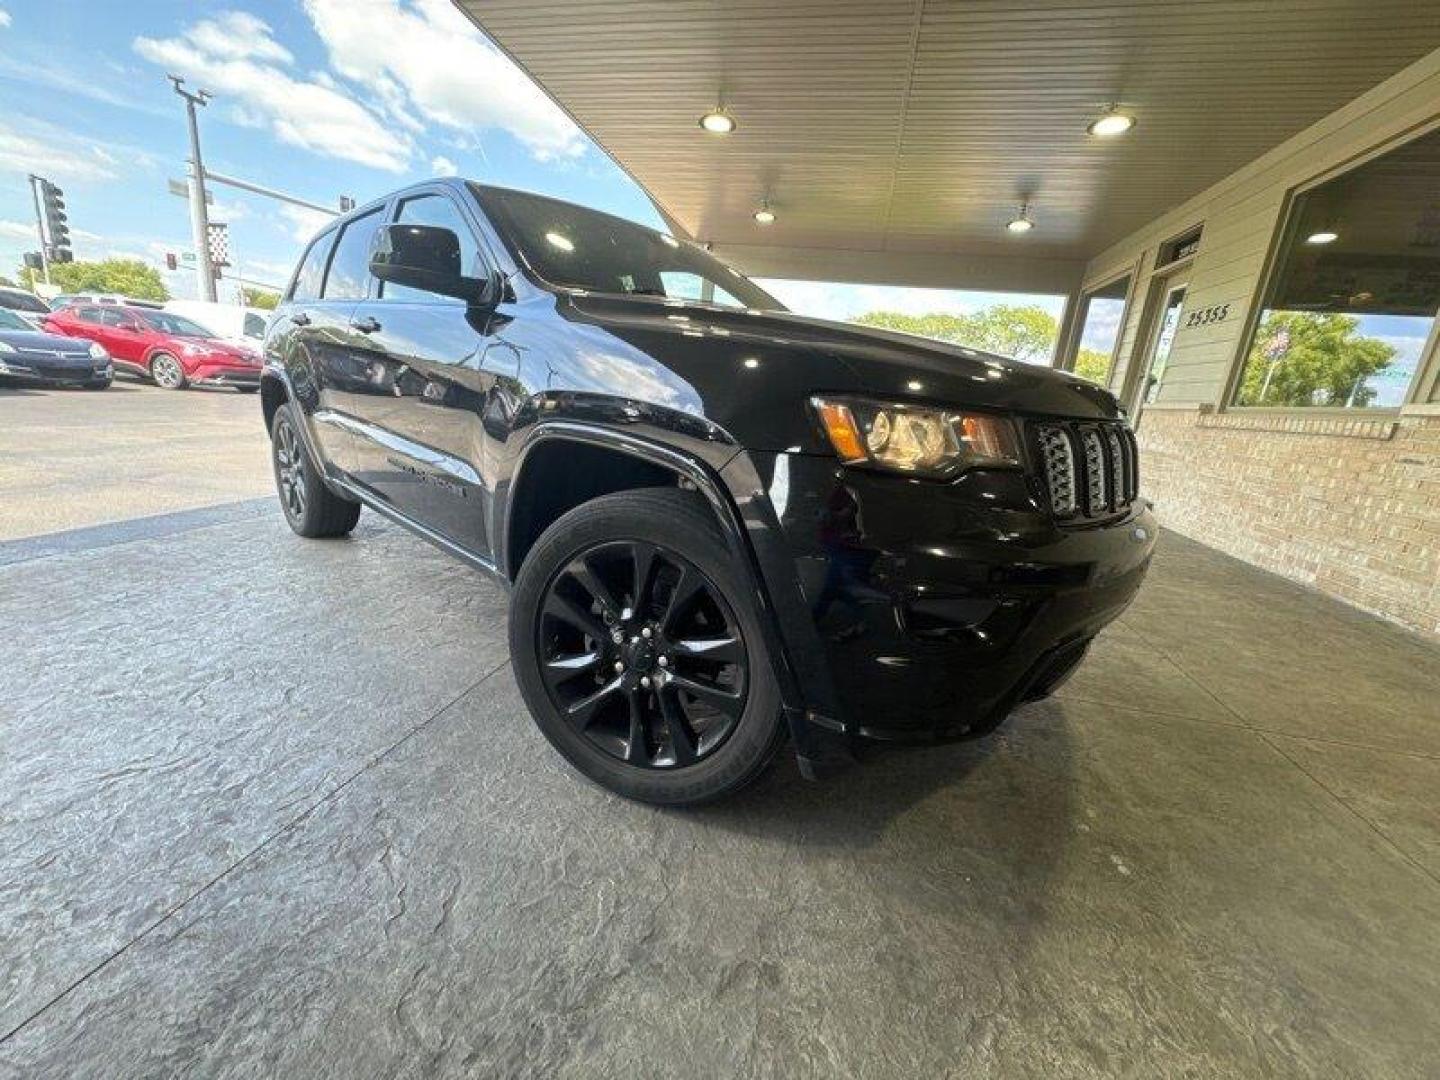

[149,352,187,390]
[269,401,360,538]
[510,488,784,805]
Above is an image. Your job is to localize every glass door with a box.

[1135,281,1187,417]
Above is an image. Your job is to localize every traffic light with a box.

[39,179,72,263]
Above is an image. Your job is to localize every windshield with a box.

[0,290,49,314]
[473,185,785,312]
[138,311,217,337]
[0,308,32,330]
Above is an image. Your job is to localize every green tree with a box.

[17,259,169,302]
[1073,347,1112,384]
[242,287,280,310]
[854,303,1058,364]
[1238,311,1396,407]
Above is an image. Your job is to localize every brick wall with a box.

[1136,408,1440,637]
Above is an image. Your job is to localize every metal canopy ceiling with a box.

[460,1,1440,285]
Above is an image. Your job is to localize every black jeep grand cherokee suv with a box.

[261,180,1155,804]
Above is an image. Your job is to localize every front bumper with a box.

[0,356,111,386]
[727,451,1155,754]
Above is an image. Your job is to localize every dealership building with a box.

[464,1,1440,637]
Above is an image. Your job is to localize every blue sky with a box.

[0,0,665,298]
[0,0,1068,333]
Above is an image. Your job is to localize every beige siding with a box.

[1084,48,1440,407]
[1082,48,1440,638]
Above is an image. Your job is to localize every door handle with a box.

[350,316,381,334]
[289,312,311,327]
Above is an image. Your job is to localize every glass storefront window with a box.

[1233,126,1440,409]
[1070,275,1130,385]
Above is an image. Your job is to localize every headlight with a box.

[810,396,1021,478]
[88,342,109,360]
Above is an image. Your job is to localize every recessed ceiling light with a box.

[544,231,574,252]
[1087,109,1135,137]
[1006,204,1034,233]
[699,109,736,134]
[753,204,776,225]
[743,357,760,369]
[1306,230,1339,245]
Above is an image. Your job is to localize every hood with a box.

[554,295,1123,452]
[0,329,94,355]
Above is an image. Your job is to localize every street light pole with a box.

[169,75,216,302]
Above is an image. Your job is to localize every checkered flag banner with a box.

[206,222,231,268]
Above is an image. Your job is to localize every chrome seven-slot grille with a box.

[1032,420,1139,521]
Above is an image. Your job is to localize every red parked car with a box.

[43,303,262,392]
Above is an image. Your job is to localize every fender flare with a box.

[504,420,810,723]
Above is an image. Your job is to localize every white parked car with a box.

[162,300,271,344]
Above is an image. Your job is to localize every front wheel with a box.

[269,401,360,538]
[149,352,187,390]
[510,488,785,805]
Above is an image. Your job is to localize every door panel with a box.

[292,301,363,471]
[344,301,494,554]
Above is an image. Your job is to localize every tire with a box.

[149,352,188,390]
[510,488,785,806]
[269,400,361,538]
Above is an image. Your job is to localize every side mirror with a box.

[368,223,494,305]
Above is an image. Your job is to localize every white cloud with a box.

[241,255,301,283]
[227,104,266,129]
[188,10,294,65]
[0,120,118,181]
[0,219,35,242]
[0,10,11,29]
[278,203,337,244]
[134,14,412,173]
[304,0,586,162]
[430,154,458,177]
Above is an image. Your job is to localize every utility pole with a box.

[26,174,50,285]
[169,75,216,301]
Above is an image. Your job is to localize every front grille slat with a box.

[1036,424,1077,516]
[1033,419,1139,525]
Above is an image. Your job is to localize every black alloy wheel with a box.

[273,415,307,523]
[269,401,361,538]
[510,488,784,805]
[536,540,748,769]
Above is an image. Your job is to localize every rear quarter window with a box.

[289,231,336,302]
[323,210,383,301]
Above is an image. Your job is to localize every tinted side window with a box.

[243,312,268,338]
[76,307,103,324]
[381,194,483,303]
[290,231,335,303]
[99,309,128,327]
[323,210,383,301]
